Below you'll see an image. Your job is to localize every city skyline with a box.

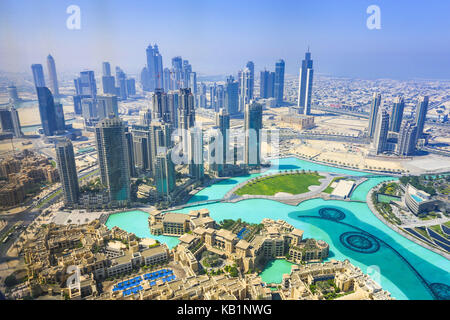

[1,0,450,79]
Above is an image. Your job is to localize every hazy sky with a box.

[1,0,450,79]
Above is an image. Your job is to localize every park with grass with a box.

[235,171,325,196]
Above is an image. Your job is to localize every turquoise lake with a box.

[105,157,450,300]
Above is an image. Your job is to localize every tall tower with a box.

[31,64,45,88]
[415,96,429,139]
[102,62,111,76]
[215,109,230,174]
[274,59,285,106]
[260,70,275,99]
[95,117,131,205]
[389,96,405,133]
[55,138,80,206]
[225,76,239,115]
[239,68,251,113]
[149,121,172,174]
[188,127,204,181]
[396,120,418,156]
[46,54,59,97]
[368,93,382,139]
[7,85,20,104]
[178,88,195,153]
[244,101,263,167]
[297,50,314,115]
[0,105,22,137]
[152,88,168,122]
[74,71,97,98]
[155,149,176,201]
[246,61,255,100]
[373,109,389,155]
[97,94,118,120]
[36,87,58,136]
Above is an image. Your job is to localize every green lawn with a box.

[235,173,324,196]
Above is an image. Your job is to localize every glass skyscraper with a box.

[368,93,382,139]
[297,51,314,115]
[46,54,59,97]
[389,96,405,133]
[274,59,285,106]
[55,138,80,206]
[31,64,45,88]
[95,117,131,205]
[244,101,263,167]
[415,96,429,139]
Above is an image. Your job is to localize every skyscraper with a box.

[0,105,22,137]
[31,64,45,88]
[172,56,183,90]
[55,138,80,206]
[260,70,275,99]
[373,109,389,155]
[246,61,255,100]
[396,120,418,156]
[36,87,58,136]
[239,68,251,113]
[188,127,204,181]
[131,124,152,174]
[163,68,171,92]
[178,88,195,153]
[97,94,118,120]
[215,109,230,175]
[145,44,163,91]
[368,93,382,139]
[74,71,97,98]
[115,66,128,100]
[415,96,429,139]
[297,50,314,115]
[225,76,239,115]
[152,88,168,122]
[7,85,20,104]
[102,62,111,77]
[95,117,131,205]
[167,91,179,127]
[244,101,263,167]
[389,96,405,133]
[150,121,173,174]
[46,54,59,97]
[274,59,285,106]
[155,150,176,201]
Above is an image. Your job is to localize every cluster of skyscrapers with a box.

[369,93,429,156]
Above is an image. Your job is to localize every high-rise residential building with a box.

[102,62,112,77]
[415,96,429,139]
[167,91,179,127]
[246,61,255,100]
[396,120,418,156]
[124,127,136,178]
[7,85,20,104]
[95,117,131,205]
[150,121,172,174]
[239,68,251,113]
[126,78,136,96]
[46,54,59,97]
[31,64,45,88]
[178,88,195,153]
[36,87,58,136]
[102,75,116,95]
[140,108,152,127]
[97,94,118,120]
[373,109,389,155]
[140,67,151,92]
[81,98,98,123]
[182,60,192,88]
[368,93,382,139]
[215,109,230,175]
[152,88,168,121]
[172,56,183,90]
[297,50,314,115]
[54,102,66,132]
[244,101,263,167]
[389,96,405,133]
[145,44,164,92]
[131,124,152,174]
[187,127,204,181]
[225,76,239,115]
[55,138,79,206]
[74,71,97,98]
[260,70,275,99]
[0,105,22,137]
[274,59,285,106]
[155,149,176,201]
[163,68,171,92]
[189,72,197,106]
[115,67,128,100]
